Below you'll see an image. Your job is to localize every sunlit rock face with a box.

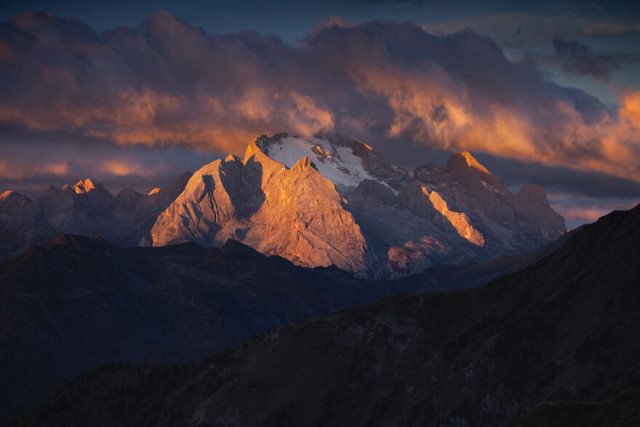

[414,151,566,255]
[150,133,565,277]
[72,178,96,194]
[149,140,371,273]
[426,188,485,247]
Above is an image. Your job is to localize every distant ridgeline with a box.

[1,133,565,278]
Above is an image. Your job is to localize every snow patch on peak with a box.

[252,134,379,188]
[73,178,96,194]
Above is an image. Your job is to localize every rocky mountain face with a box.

[0,174,191,261]
[148,133,565,277]
[0,133,564,276]
[17,203,639,427]
[147,147,370,273]
[0,232,565,423]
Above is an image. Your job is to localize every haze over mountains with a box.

[1,133,565,277]
[0,173,191,262]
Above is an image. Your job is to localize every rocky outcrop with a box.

[514,184,566,240]
[426,188,485,246]
[415,150,566,255]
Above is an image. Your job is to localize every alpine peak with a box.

[447,151,492,176]
[73,178,97,194]
[0,190,17,200]
[291,156,317,173]
[460,151,491,174]
[244,137,264,160]
[143,133,565,278]
[245,133,392,189]
[0,132,566,279]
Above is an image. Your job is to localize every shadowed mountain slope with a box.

[0,230,565,422]
[12,203,639,426]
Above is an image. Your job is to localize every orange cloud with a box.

[356,62,640,180]
[0,160,69,179]
[101,161,142,177]
[1,14,639,186]
[287,91,335,136]
[620,89,640,123]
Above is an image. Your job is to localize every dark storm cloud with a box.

[553,36,622,78]
[0,10,639,192]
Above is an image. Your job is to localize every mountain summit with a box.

[0,173,191,261]
[148,136,370,273]
[148,133,565,277]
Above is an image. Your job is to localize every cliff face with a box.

[149,145,370,273]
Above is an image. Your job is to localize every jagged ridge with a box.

[149,133,565,277]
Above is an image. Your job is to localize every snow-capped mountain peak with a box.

[251,133,385,189]
[144,133,565,277]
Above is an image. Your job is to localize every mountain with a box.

[0,133,563,274]
[148,145,371,273]
[16,203,639,426]
[0,173,191,262]
[0,231,564,423]
[148,133,565,277]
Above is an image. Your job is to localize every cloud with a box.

[546,192,639,229]
[553,36,623,78]
[0,140,213,197]
[0,159,69,180]
[0,11,639,188]
[422,13,640,48]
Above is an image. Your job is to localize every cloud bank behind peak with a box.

[0,11,639,185]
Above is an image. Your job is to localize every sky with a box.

[0,0,639,229]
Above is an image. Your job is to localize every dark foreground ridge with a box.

[0,230,563,422]
[9,204,640,426]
